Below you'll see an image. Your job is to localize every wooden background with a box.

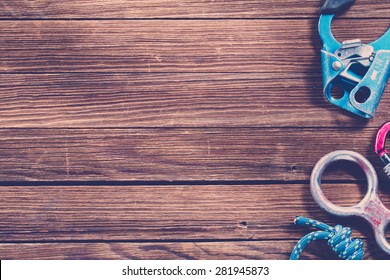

[0,0,390,260]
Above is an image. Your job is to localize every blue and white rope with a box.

[290,216,364,260]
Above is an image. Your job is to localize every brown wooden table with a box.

[0,0,389,260]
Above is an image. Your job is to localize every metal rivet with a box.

[332,61,342,71]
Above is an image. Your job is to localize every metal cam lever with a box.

[318,0,390,118]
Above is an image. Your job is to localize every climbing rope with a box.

[290,216,364,260]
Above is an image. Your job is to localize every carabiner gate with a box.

[319,0,390,118]
[375,122,390,178]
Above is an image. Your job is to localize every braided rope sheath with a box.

[290,216,364,260]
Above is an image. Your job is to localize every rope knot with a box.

[290,216,364,260]
[328,224,364,260]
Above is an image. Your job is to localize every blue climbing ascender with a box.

[319,0,390,118]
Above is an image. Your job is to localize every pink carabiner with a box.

[375,122,390,157]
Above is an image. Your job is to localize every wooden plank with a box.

[0,0,389,19]
[0,74,389,128]
[0,241,389,260]
[0,128,388,181]
[1,19,388,74]
[1,184,389,241]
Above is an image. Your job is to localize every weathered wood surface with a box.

[1,184,389,241]
[0,128,388,182]
[0,0,389,19]
[1,20,389,74]
[1,0,390,260]
[0,74,389,128]
[1,241,389,260]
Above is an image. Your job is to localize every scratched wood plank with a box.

[1,20,389,74]
[0,74,389,128]
[0,128,388,181]
[0,184,389,242]
[0,0,389,19]
[0,241,389,260]
[1,0,389,263]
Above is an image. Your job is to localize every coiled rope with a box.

[290,216,364,260]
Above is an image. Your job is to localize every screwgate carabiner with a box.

[375,122,390,179]
[319,0,390,118]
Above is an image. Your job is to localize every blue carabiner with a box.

[319,0,390,118]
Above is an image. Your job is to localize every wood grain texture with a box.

[1,19,389,74]
[0,128,388,182]
[1,241,389,260]
[1,184,389,242]
[0,0,389,19]
[1,0,390,260]
[0,74,389,128]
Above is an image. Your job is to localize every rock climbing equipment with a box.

[319,0,390,118]
[375,122,390,179]
[290,1,390,260]
[290,216,364,260]
[311,150,390,255]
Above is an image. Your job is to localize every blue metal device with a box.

[319,0,390,118]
